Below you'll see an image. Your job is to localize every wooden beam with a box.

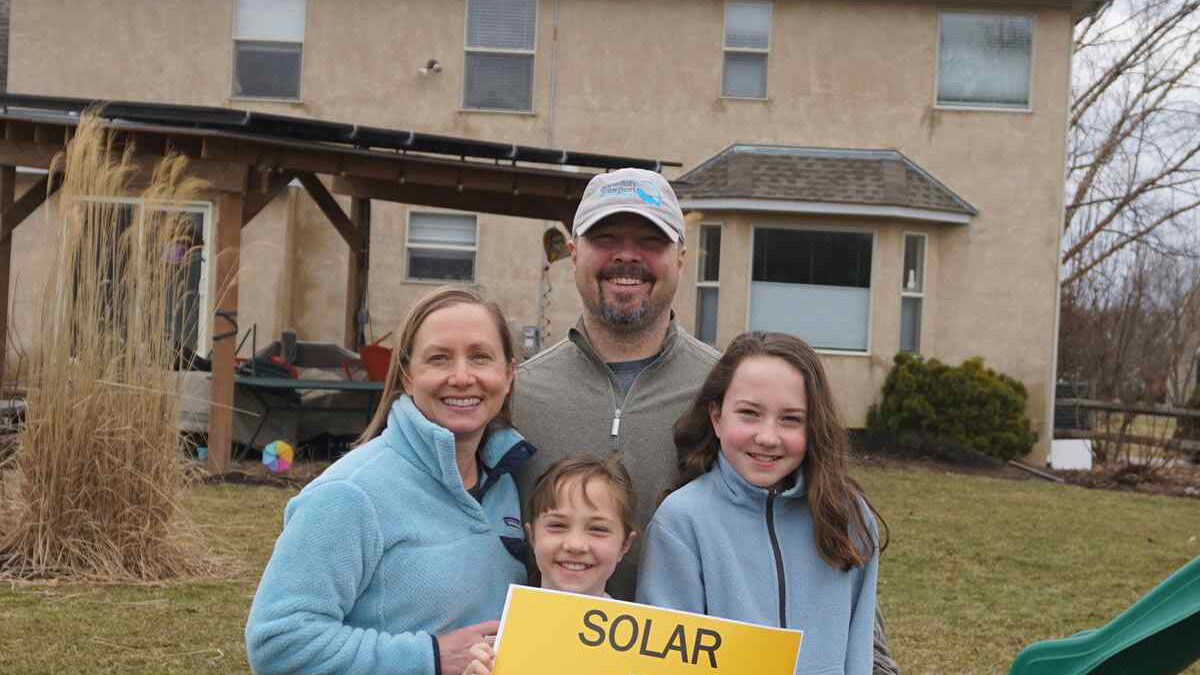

[0,144,248,192]
[0,167,14,389]
[332,176,578,223]
[297,172,359,249]
[1056,398,1200,419]
[1055,429,1200,453]
[207,192,244,476]
[242,170,296,226]
[0,173,63,243]
[346,198,370,350]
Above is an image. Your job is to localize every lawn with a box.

[1,463,1198,675]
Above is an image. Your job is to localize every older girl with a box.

[246,287,534,675]
[637,331,887,675]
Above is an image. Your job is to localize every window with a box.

[696,225,722,345]
[464,0,536,112]
[407,212,478,282]
[76,199,212,353]
[900,233,926,353]
[749,228,873,352]
[233,0,306,99]
[937,12,1032,109]
[722,2,771,99]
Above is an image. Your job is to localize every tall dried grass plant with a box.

[0,114,219,580]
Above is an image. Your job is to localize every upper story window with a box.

[406,212,478,282]
[233,0,306,100]
[722,1,771,99]
[937,12,1033,110]
[464,0,536,112]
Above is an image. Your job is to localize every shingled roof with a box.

[674,145,977,224]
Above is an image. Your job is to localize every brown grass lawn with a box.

[1,463,1198,675]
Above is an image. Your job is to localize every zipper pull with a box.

[610,408,622,437]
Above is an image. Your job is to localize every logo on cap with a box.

[599,179,663,207]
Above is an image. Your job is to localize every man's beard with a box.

[593,263,663,333]
[599,292,650,330]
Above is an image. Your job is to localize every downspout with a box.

[547,0,560,148]
[536,0,561,347]
[1046,20,1076,466]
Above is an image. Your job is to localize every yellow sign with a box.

[492,585,803,675]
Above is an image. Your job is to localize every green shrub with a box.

[867,353,1037,461]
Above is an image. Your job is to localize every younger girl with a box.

[465,456,638,675]
[637,331,887,675]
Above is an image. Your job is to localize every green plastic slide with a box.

[1009,555,1200,675]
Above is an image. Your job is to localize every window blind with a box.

[409,213,477,247]
[723,52,767,99]
[725,2,771,49]
[750,282,870,352]
[464,53,534,111]
[467,0,536,50]
[235,0,306,41]
[938,13,1032,108]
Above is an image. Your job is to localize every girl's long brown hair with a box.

[673,331,888,570]
[355,286,516,445]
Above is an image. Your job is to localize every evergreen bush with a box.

[867,353,1038,461]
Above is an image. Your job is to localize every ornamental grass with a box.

[0,113,219,581]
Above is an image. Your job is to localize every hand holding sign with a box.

[438,620,499,675]
[463,642,496,675]
[492,586,803,675]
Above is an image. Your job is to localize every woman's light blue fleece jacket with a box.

[636,453,878,675]
[245,396,533,675]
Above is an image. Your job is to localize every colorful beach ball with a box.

[262,440,294,473]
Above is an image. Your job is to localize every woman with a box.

[245,287,535,675]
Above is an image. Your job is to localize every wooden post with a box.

[207,191,243,475]
[0,166,14,390]
[345,197,370,350]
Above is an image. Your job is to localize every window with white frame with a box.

[937,12,1032,109]
[696,225,722,345]
[233,0,306,99]
[749,228,873,352]
[78,199,212,353]
[900,233,925,353]
[407,212,478,282]
[722,1,771,99]
[464,0,536,112]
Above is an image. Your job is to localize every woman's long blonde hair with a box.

[355,286,516,445]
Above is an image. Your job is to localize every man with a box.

[512,168,899,674]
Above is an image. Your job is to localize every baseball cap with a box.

[572,168,685,243]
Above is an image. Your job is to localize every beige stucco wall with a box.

[7,0,1074,460]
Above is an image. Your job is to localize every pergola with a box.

[0,94,679,474]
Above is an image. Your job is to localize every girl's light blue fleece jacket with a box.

[636,453,879,675]
[245,395,534,675]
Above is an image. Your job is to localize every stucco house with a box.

[2,0,1102,462]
